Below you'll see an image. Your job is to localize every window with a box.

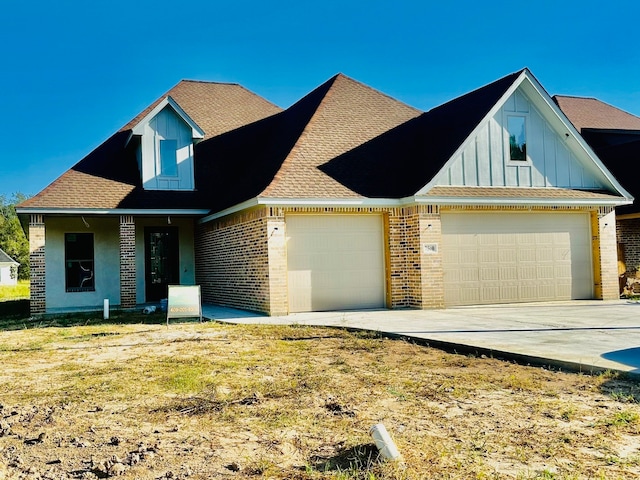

[507,115,527,161]
[65,233,94,292]
[159,139,178,176]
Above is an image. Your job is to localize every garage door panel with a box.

[287,215,385,313]
[442,212,593,306]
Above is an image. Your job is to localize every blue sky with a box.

[1,0,639,200]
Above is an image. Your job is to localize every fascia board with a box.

[414,195,631,207]
[130,96,205,139]
[416,71,529,195]
[15,207,210,216]
[519,73,634,201]
[199,197,409,223]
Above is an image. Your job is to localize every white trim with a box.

[15,208,210,216]
[197,191,631,224]
[129,96,205,141]
[418,70,529,195]
[417,70,633,202]
[415,196,630,207]
[198,197,409,223]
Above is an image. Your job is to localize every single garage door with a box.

[441,212,593,306]
[287,215,385,313]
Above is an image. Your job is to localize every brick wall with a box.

[119,216,136,308]
[196,204,616,315]
[595,208,619,300]
[617,218,640,270]
[195,208,273,314]
[29,215,46,315]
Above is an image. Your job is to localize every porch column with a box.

[119,215,137,308]
[29,214,46,315]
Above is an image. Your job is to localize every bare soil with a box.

[1,314,639,479]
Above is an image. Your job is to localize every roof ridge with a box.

[258,75,341,195]
[332,73,422,113]
[179,79,241,86]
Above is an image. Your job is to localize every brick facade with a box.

[119,216,136,308]
[617,218,640,271]
[29,215,46,315]
[195,204,620,315]
[595,208,619,300]
[195,208,273,314]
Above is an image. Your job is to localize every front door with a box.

[145,227,179,301]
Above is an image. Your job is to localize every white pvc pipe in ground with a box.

[103,299,109,320]
[370,423,401,461]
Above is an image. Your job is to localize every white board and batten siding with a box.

[286,215,386,313]
[437,87,605,190]
[441,212,593,306]
[139,107,195,191]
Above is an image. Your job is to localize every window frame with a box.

[64,232,95,293]
[506,114,529,163]
[158,138,178,177]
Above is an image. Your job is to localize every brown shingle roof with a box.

[20,81,282,210]
[122,80,282,138]
[423,186,624,202]
[553,95,640,132]
[259,74,421,198]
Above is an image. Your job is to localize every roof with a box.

[0,248,18,265]
[258,74,422,198]
[19,71,629,214]
[318,70,523,197]
[19,81,283,210]
[553,95,640,132]
[555,95,640,215]
[422,186,625,203]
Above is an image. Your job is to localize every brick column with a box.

[29,214,46,315]
[119,216,136,308]
[266,210,288,315]
[418,206,445,308]
[593,208,619,300]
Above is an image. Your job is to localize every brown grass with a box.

[0,317,639,479]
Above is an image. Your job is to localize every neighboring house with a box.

[553,96,640,284]
[0,248,19,286]
[17,69,632,316]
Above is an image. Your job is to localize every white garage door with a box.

[441,212,593,306]
[287,215,385,313]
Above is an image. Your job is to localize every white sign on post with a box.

[167,285,202,325]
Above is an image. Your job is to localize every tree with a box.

[0,193,30,280]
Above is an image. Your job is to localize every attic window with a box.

[507,115,527,161]
[159,139,178,176]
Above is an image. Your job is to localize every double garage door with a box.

[441,212,593,306]
[286,215,385,313]
[284,212,593,312]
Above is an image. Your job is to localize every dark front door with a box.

[145,227,179,301]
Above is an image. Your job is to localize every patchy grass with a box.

[0,279,29,301]
[0,319,639,479]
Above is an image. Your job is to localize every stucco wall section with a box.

[44,217,121,312]
[29,215,46,315]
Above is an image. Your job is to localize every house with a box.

[553,95,640,284]
[0,248,19,286]
[17,69,632,316]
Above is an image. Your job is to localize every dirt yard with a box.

[0,313,639,479]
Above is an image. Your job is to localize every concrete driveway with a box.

[201,300,640,375]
